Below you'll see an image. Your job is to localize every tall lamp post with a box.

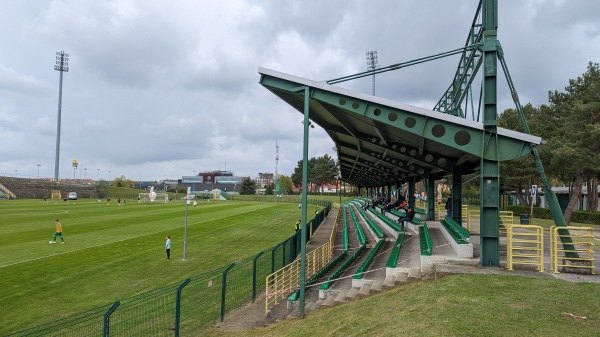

[53,51,69,183]
[84,167,87,178]
[366,50,378,95]
[37,164,41,179]
[183,187,191,260]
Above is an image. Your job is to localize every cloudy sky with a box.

[1,0,598,182]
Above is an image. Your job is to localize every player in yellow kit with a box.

[52,219,65,244]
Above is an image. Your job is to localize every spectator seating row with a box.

[419,223,433,256]
[353,238,385,279]
[367,207,402,232]
[441,217,470,244]
[385,232,406,268]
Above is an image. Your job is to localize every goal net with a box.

[138,192,169,203]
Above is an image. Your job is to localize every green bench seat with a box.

[353,239,385,279]
[419,223,432,256]
[385,232,406,268]
[367,207,402,232]
[441,217,470,244]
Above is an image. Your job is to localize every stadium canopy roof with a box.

[259,67,542,188]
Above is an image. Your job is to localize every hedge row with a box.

[506,205,600,225]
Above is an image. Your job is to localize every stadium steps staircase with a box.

[267,205,481,323]
[0,181,16,199]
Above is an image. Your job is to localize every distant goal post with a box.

[138,192,169,203]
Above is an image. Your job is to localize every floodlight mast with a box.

[366,51,378,95]
[53,51,69,183]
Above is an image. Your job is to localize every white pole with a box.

[183,187,191,260]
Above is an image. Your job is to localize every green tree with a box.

[312,155,338,193]
[291,155,339,193]
[265,183,274,195]
[539,62,600,222]
[113,175,134,188]
[239,177,256,195]
[498,105,539,205]
[278,175,293,194]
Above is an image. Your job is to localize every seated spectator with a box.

[386,198,400,213]
[396,207,416,228]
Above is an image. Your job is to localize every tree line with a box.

[500,61,600,223]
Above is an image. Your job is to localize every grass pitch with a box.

[0,198,300,335]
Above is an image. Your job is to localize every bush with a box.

[506,205,600,225]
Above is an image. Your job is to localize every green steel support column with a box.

[299,86,310,319]
[480,0,500,267]
[408,178,415,208]
[452,167,462,224]
[427,175,435,220]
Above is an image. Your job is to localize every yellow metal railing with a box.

[265,207,339,313]
[461,205,468,224]
[466,210,513,235]
[550,226,595,274]
[507,224,544,272]
[265,242,331,313]
[435,202,443,221]
[498,211,513,235]
[330,208,340,255]
[467,210,480,232]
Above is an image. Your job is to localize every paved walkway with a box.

[305,207,340,254]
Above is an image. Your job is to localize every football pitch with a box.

[0,198,300,335]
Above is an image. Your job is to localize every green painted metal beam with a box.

[480,0,500,267]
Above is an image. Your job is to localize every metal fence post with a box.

[252,252,264,302]
[221,263,235,322]
[282,241,286,266]
[103,301,120,337]
[175,278,191,337]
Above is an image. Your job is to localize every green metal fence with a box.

[8,200,331,337]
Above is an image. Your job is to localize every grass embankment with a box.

[203,274,600,337]
[0,199,301,335]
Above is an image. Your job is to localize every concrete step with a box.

[370,279,384,292]
[334,290,348,302]
[421,266,434,279]
[358,283,371,297]
[383,276,396,288]
[408,268,421,280]
[322,294,337,307]
[286,302,311,319]
[346,287,360,300]
[396,272,409,283]
[310,299,324,311]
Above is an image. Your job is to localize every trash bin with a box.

[519,214,530,224]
